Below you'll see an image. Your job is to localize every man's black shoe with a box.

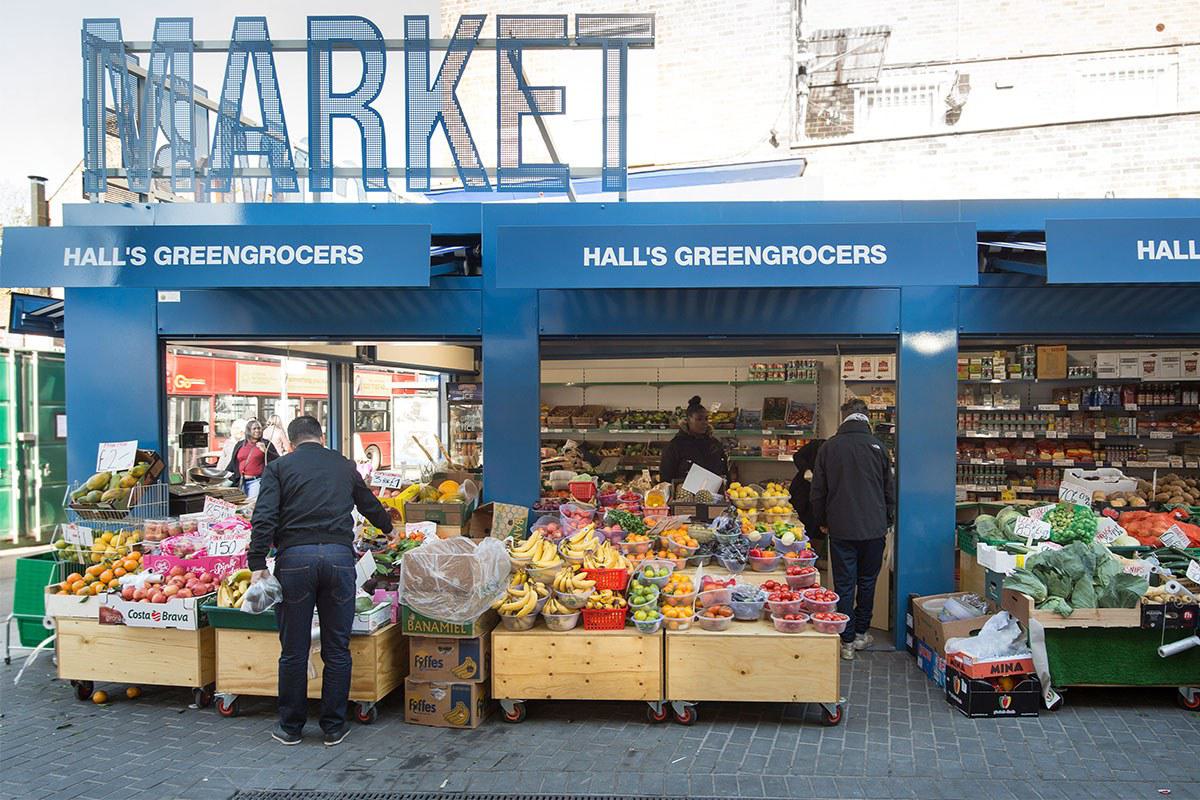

[271,724,302,745]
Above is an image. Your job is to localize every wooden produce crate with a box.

[492,625,662,702]
[1001,588,1141,629]
[56,617,215,697]
[214,622,407,704]
[665,620,840,705]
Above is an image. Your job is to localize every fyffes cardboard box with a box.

[409,635,489,683]
[404,678,490,729]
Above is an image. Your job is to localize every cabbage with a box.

[1111,535,1140,547]
[974,514,999,539]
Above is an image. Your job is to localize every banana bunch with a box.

[585,589,628,610]
[560,524,600,561]
[544,596,576,615]
[493,581,541,617]
[583,541,630,570]
[507,570,548,597]
[443,701,471,725]
[217,569,253,608]
[510,531,563,570]
[450,656,478,680]
[552,566,596,594]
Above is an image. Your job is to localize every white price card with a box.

[1058,483,1094,506]
[1028,504,1057,521]
[96,440,138,472]
[1123,559,1152,579]
[1187,560,1200,584]
[1150,431,1174,439]
[354,550,376,588]
[1160,525,1190,549]
[1052,459,1074,467]
[1094,432,1106,440]
[1067,403,1080,411]
[1094,517,1125,545]
[62,523,94,547]
[1015,515,1053,545]
[1036,404,1060,412]
[1015,459,1028,466]
[208,535,249,557]
[1124,403,1139,412]
[1021,431,1035,439]
[370,471,405,489]
[970,458,984,465]
[203,495,238,520]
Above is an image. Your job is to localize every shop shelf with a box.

[960,404,1199,413]
[542,379,817,388]
[541,427,815,437]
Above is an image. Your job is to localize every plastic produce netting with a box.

[397,536,509,623]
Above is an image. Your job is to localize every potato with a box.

[1187,479,1198,488]
[1129,496,1147,507]
[1169,495,1186,505]
[1155,492,1171,502]
[1093,490,1108,502]
[1110,497,1128,508]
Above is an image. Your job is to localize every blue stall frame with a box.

[43,197,1200,647]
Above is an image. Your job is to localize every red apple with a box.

[198,572,215,584]
[162,584,180,597]
[182,572,197,583]
[168,566,186,578]
[150,591,166,604]
[133,588,147,601]
[176,588,193,599]
[122,586,136,601]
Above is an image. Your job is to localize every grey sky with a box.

[0,1,439,201]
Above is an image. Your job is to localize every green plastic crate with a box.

[201,600,278,632]
[11,553,57,648]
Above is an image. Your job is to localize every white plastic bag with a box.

[945,611,1029,659]
[240,574,283,615]
[397,536,508,623]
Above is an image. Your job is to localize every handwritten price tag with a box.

[1058,483,1094,506]
[370,471,405,489]
[62,523,94,547]
[203,496,238,520]
[1094,517,1125,545]
[1028,504,1057,521]
[1187,560,1200,584]
[1015,515,1053,546]
[96,440,138,472]
[354,550,376,589]
[1160,525,1190,549]
[208,535,249,557]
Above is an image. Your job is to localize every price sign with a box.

[1123,559,1152,579]
[354,550,376,589]
[370,471,405,489]
[1022,431,1035,439]
[203,495,238,520]
[1110,460,1123,467]
[1160,525,1190,549]
[1187,560,1200,584]
[1039,541,1063,551]
[964,430,977,437]
[1015,515,1053,545]
[1036,404,1059,412]
[1124,403,1139,411]
[1058,482,1093,506]
[96,440,138,472]
[1027,504,1057,521]
[1067,403,1080,411]
[1150,431,1174,439]
[1087,406,1102,412]
[1094,517,1125,545]
[970,458,984,465]
[1094,432,1106,439]
[208,535,249,557]
[1015,459,1028,466]
[1052,459,1074,467]
[62,523,94,547]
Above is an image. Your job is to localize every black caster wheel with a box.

[673,706,697,726]
[646,705,670,723]
[821,706,844,726]
[216,696,240,718]
[1177,691,1200,711]
[193,685,214,708]
[355,703,379,724]
[502,702,527,723]
[72,680,94,702]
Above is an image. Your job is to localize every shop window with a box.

[854,81,939,137]
[1076,52,1177,116]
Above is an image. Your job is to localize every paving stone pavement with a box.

[2,645,1198,800]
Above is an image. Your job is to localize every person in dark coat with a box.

[789,439,824,536]
[659,396,728,484]
[811,398,895,661]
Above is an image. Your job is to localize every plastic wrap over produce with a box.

[397,536,509,623]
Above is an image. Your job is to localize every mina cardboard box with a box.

[404,678,490,729]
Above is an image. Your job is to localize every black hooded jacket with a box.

[810,417,895,540]
[659,424,727,484]
[789,440,823,534]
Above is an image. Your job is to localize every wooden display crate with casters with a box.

[491,625,663,722]
[56,617,216,706]
[664,620,844,725]
[212,622,407,723]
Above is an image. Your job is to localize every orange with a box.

[122,558,138,571]
[73,585,90,596]
[85,565,101,577]
[125,686,141,699]
[83,574,96,584]
[65,572,83,584]
[107,579,121,590]
[89,583,102,595]
[91,690,108,704]
[113,567,126,578]
[98,570,113,584]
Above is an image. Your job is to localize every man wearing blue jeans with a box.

[248,416,393,746]
[810,398,896,661]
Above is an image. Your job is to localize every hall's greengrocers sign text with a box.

[82,14,654,197]
[1047,218,1200,283]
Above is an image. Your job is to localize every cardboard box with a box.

[409,634,489,683]
[841,356,859,381]
[405,502,469,527]
[468,502,530,540]
[98,591,215,630]
[352,601,393,634]
[873,355,895,381]
[911,592,993,657]
[1095,352,1120,379]
[1159,351,1182,379]
[404,678,490,729]
[1181,352,1200,381]
[400,606,497,639]
[1036,346,1067,380]
[44,585,104,619]
[915,639,947,687]
[945,666,1039,718]
[947,651,1035,680]
[1119,352,1142,379]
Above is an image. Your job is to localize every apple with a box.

[122,585,136,601]
[168,566,186,578]
[149,591,167,604]
[781,532,796,545]
[176,588,193,599]
[162,584,180,597]
[133,588,147,601]
[182,572,197,583]
[198,572,215,584]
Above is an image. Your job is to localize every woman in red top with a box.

[226,418,281,500]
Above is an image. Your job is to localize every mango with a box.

[85,472,111,491]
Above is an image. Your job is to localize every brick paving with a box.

[3,636,1198,800]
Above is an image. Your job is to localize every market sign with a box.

[0,224,430,288]
[1046,218,1200,283]
[495,222,978,288]
[81,14,654,196]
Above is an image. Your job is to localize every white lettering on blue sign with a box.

[63,243,363,268]
[1137,240,1200,261]
[582,244,888,268]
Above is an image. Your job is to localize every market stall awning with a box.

[8,292,63,336]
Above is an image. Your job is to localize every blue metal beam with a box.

[959,286,1200,335]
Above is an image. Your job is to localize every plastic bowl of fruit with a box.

[508,551,534,569]
[688,552,714,568]
[697,580,738,606]
[542,610,581,632]
[627,582,660,609]
[618,535,653,555]
[771,612,810,633]
[785,565,820,590]
[810,611,849,634]
[728,585,766,620]
[553,588,594,610]
[662,606,696,631]
[638,561,675,587]
[741,531,775,551]
[631,609,664,634]
[713,529,742,546]
[558,540,596,567]
[787,551,818,569]
[774,536,811,555]
[534,594,549,615]
[748,551,781,572]
[697,605,735,631]
[664,537,700,558]
[527,563,561,585]
[498,612,538,631]
[801,587,840,614]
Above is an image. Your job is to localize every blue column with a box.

[894,285,959,646]
[64,288,161,484]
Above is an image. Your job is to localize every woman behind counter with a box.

[659,396,728,484]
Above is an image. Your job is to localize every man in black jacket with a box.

[811,398,895,661]
[248,416,393,746]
